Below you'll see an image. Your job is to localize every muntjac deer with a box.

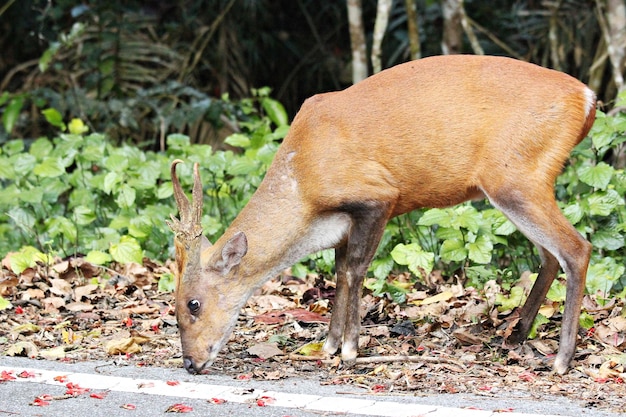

[168,55,596,375]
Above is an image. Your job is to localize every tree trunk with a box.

[371,0,392,74]
[441,0,462,54]
[346,0,368,83]
[405,0,421,60]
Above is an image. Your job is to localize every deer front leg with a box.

[323,244,348,356]
[324,202,391,365]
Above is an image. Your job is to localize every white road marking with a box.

[0,365,569,417]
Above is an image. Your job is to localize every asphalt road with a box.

[0,356,620,417]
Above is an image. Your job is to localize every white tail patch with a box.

[584,87,596,117]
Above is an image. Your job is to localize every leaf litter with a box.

[1,254,625,414]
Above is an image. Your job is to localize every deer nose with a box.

[183,357,197,374]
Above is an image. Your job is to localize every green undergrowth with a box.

[0,92,625,309]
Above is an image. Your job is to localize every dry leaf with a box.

[247,342,283,359]
[65,302,95,312]
[49,278,72,296]
[411,290,454,306]
[11,322,40,335]
[6,341,39,357]
[74,284,99,300]
[105,338,143,355]
[40,346,67,360]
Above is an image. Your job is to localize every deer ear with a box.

[216,232,247,274]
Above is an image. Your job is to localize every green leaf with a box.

[45,216,77,241]
[73,206,97,225]
[272,125,290,140]
[484,209,517,235]
[578,162,615,190]
[390,243,434,277]
[115,184,136,208]
[110,235,143,264]
[19,187,44,204]
[495,285,526,312]
[586,258,625,296]
[435,226,463,241]
[12,153,36,176]
[85,250,111,265]
[3,138,24,155]
[158,273,176,292]
[587,190,623,216]
[166,133,191,149]
[68,118,89,135]
[455,206,480,233]
[467,235,493,264]
[41,108,66,130]
[29,138,54,160]
[562,202,584,225]
[591,229,625,251]
[157,182,173,199]
[228,157,258,175]
[439,238,467,262]
[103,153,129,172]
[103,171,123,194]
[579,312,595,330]
[528,313,550,339]
[33,157,66,178]
[129,216,152,238]
[546,276,566,302]
[262,97,289,126]
[224,133,251,148]
[290,262,309,279]
[0,296,12,311]
[2,96,24,133]
[369,256,394,280]
[9,246,50,274]
[418,208,451,228]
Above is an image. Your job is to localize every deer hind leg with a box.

[487,187,591,374]
[322,201,391,365]
[506,245,560,344]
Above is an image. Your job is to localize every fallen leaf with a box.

[65,301,95,312]
[294,342,324,357]
[208,398,226,404]
[105,337,142,355]
[40,346,66,360]
[247,342,283,360]
[74,284,99,300]
[121,403,136,410]
[1,370,16,381]
[66,382,90,396]
[5,341,39,357]
[11,323,41,335]
[32,395,52,406]
[411,290,454,306]
[256,396,275,406]
[49,278,72,296]
[165,403,193,413]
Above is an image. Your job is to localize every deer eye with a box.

[187,299,201,315]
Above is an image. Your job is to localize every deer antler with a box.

[166,160,204,242]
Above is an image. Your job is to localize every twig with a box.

[289,354,467,370]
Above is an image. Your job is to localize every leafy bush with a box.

[0,90,288,273]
